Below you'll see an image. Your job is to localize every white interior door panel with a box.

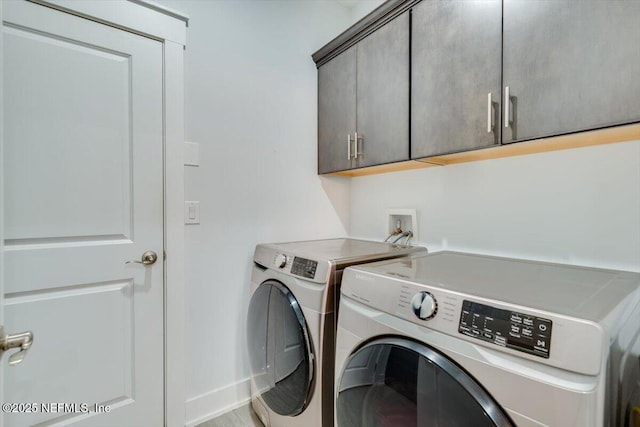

[2,1,164,425]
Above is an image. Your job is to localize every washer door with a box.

[337,337,514,427]
[247,280,314,416]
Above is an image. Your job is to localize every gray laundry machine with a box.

[246,238,426,427]
[336,251,640,427]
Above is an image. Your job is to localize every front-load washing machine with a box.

[335,251,640,427]
[247,238,427,427]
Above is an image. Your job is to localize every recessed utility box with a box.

[386,209,418,243]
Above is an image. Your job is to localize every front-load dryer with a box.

[247,238,427,427]
[336,251,640,427]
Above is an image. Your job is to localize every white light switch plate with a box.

[184,141,199,166]
[184,201,200,225]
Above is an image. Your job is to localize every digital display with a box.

[458,300,552,358]
[291,257,318,279]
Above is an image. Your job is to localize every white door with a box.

[1,1,164,426]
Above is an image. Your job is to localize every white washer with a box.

[336,251,640,427]
[247,239,427,427]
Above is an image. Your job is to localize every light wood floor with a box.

[196,404,263,427]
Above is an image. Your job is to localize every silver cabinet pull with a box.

[347,133,362,160]
[354,132,363,159]
[504,86,510,128]
[0,326,33,366]
[126,250,158,266]
[487,92,494,133]
[354,132,359,159]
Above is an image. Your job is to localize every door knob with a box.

[0,326,33,366]
[126,250,158,266]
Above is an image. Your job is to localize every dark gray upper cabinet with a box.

[503,0,640,143]
[317,11,409,174]
[411,0,502,158]
[318,47,356,174]
[314,0,640,175]
[355,12,409,168]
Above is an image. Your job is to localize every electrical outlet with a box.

[386,209,418,244]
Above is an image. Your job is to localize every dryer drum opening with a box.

[247,280,315,416]
[337,337,514,427]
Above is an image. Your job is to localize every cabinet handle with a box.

[347,133,352,160]
[354,132,359,159]
[504,86,510,128]
[487,93,494,133]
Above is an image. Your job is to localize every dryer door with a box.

[247,280,314,416]
[337,337,514,427]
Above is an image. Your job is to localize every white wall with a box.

[350,140,640,272]
[349,0,386,22]
[155,1,352,424]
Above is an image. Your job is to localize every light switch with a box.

[184,201,200,225]
[184,141,199,166]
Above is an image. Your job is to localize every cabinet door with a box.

[503,0,640,143]
[411,0,502,159]
[356,12,410,168]
[318,47,356,174]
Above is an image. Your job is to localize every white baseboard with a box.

[185,378,251,427]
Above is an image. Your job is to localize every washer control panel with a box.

[291,257,318,280]
[459,300,552,358]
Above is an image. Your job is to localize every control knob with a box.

[411,291,437,320]
[274,254,287,269]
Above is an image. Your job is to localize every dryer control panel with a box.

[459,300,552,358]
[291,257,318,279]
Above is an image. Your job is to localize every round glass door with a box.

[247,280,314,416]
[337,337,514,427]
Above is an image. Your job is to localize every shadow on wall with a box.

[319,175,351,233]
[236,261,252,389]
